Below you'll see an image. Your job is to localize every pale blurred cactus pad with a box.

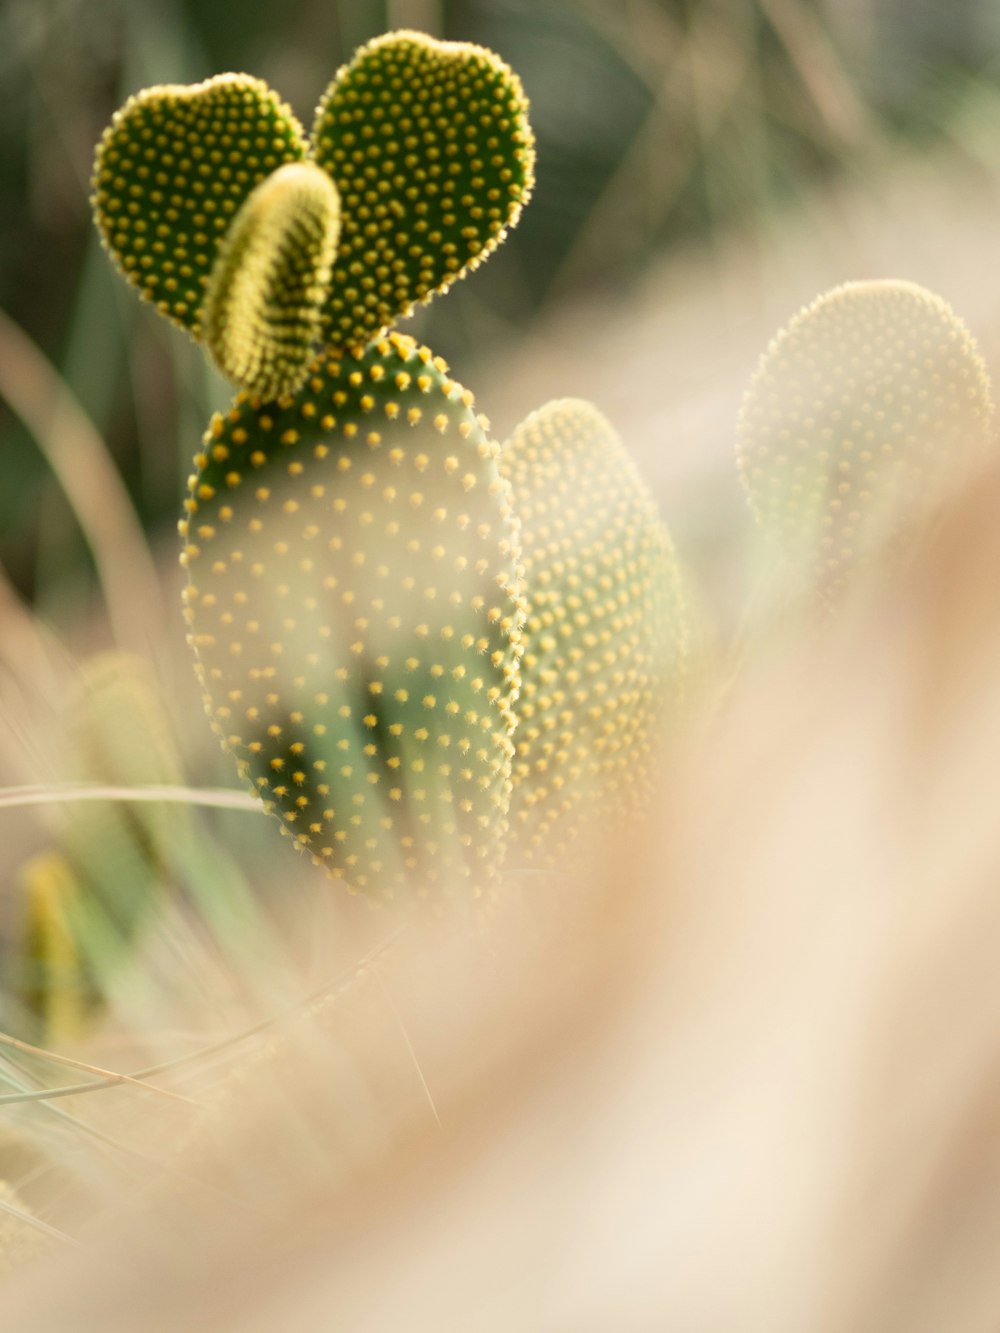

[738,280,995,588]
[202,162,341,399]
[181,334,524,901]
[499,400,687,867]
[91,75,308,336]
[312,30,535,350]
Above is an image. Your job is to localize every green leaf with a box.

[499,400,687,868]
[312,31,535,351]
[181,333,524,903]
[91,74,308,336]
[202,162,341,401]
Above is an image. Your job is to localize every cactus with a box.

[738,279,995,591]
[91,33,534,399]
[91,75,309,339]
[180,334,524,900]
[311,30,535,351]
[202,162,341,400]
[90,31,685,903]
[499,400,687,866]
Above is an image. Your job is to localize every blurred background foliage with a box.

[2,0,1000,612]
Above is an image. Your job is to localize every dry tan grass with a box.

[2,453,1000,1330]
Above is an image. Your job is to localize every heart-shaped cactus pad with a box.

[312,30,535,350]
[92,74,309,336]
[499,400,687,868]
[180,333,525,902]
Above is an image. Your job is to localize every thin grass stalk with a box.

[0,309,164,656]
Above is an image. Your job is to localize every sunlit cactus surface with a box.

[312,30,535,350]
[202,162,341,400]
[91,32,535,400]
[91,74,307,337]
[181,334,524,901]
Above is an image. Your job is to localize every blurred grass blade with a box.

[0,1030,198,1106]
[0,308,164,655]
[0,784,260,813]
[0,1192,81,1255]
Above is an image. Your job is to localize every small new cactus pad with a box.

[92,74,307,336]
[312,30,535,350]
[738,279,995,587]
[499,400,687,867]
[181,334,524,901]
[202,162,341,400]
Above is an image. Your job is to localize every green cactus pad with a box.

[202,162,341,401]
[91,74,308,336]
[738,279,995,589]
[181,333,524,902]
[499,400,687,868]
[312,30,535,351]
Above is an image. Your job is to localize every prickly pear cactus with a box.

[738,279,995,590]
[91,33,534,400]
[181,334,524,900]
[92,31,685,905]
[499,401,686,866]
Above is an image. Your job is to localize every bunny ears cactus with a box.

[91,32,535,400]
[91,32,686,904]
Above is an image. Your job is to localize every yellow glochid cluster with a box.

[738,279,995,590]
[91,74,307,335]
[202,162,341,400]
[180,333,525,901]
[499,400,687,868]
[312,30,535,350]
